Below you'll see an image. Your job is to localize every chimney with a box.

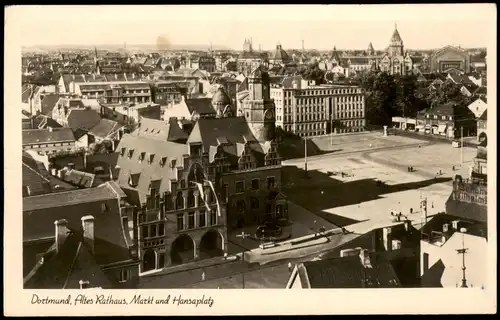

[54,219,68,253]
[51,168,57,176]
[81,215,95,255]
[404,219,411,232]
[48,127,53,132]
[452,220,460,230]
[383,227,392,252]
[359,249,372,268]
[57,168,66,180]
[442,223,449,233]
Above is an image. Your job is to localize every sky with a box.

[7,4,495,50]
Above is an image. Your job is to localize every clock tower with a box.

[243,65,276,142]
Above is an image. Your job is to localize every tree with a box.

[394,74,418,117]
[363,72,397,126]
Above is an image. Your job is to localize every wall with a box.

[23,141,77,154]
[222,166,282,229]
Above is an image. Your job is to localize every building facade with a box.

[430,45,471,74]
[271,80,366,137]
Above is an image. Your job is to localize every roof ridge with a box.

[22,161,51,184]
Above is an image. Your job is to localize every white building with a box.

[270,79,365,137]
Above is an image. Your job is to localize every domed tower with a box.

[388,23,404,57]
[211,86,233,118]
[243,65,276,142]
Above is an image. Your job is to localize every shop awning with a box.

[407,119,417,125]
[438,124,447,133]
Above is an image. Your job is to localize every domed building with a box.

[211,86,233,118]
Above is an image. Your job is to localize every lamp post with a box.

[456,227,469,288]
[231,231,251,289]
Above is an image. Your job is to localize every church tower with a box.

[388,23,404,57]
[243,65,276,142]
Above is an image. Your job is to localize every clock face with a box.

[265,110,274,120]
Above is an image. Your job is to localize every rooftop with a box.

[22,128,76,145]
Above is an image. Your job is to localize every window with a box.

[158,223,165,236]
[180,179,186,189]
[187,190,195,208]
[210,210,217,226]
[267,177,276,189]
[251,197,259,210]
[101,203,108,212]
[118,269,130,283]
[221,184,228,201]
[188,212,195,229]
[176,213,184,231]
[176,192,184,210]
[199,210,206,227]
[236,181,245,193]
[142,225,149,239]
[251,179,260,190]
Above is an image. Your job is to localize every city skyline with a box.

[11,4,494,51]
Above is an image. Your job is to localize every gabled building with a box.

[477,109,487,143]
[430,45,471,74]
[22,128,77,154]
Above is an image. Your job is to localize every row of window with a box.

[235,177,276,194]
[424,114,453,121]
[24,142,74,149]
[177,210,217,231]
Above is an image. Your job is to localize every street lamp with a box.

[230,231,251,289]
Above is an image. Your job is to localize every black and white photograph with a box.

[4,4,496,315]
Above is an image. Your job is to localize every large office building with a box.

[271,79,366,137]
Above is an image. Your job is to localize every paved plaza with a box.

[283,133,478,231]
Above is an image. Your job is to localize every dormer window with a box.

[148,153,155,164]
[128,149,135,158]
[170,159,177,169]
[160,156,167,167]
[120,147,126,156]
[139,152,146,162]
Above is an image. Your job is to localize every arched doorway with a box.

[199,230,224,260]
[479,132,487,144]
[170,234,195,265]
[143,250,156,272]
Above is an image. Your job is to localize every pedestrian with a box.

[452,165,455,171]
[439,169,442,175]
[407,166,409,172]
[410,208,413,214]
[201,271,206,281]
[288,262,293,273]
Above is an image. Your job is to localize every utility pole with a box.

[330,119,333,145]
[304,136,308,178]
[234,232,250,289]
[460,126,464,166]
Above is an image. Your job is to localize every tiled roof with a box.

[40,94,61,115]
[67,109,101,131]
[185,98,216,115]
[32,115,63,130]
[132,117,188,143]
[89,118,123,139]
[22,84,37,103]
[300,252,401,288]
[422,210,487,239]
[23,181,132,267]
[23,181,124,212]
[474,86,487,95]
[238,51,266,60]
[115,134,188,203]
[22,153,54,197]
[22,128,76,146]
[427,103,456,117]
[24,232,114,289]
[59,168,96,188]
